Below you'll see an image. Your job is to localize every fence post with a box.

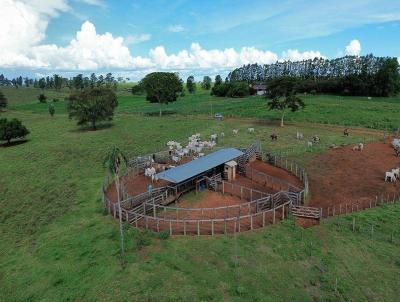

[282,204,285,220]
[169,221,172,235]
[262,211,265,227]
[197,221,200,236]
[250,215,253,230]
[273,208,276,224]
[224,219,227,234]
[157,219,160,232]
[237,216,241,232]
[212,220,214,236]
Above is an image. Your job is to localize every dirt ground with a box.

[249,160,304,189]
[307,140,400,208]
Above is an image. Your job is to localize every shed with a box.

[155,148,244,184]
[224,160,238,181]
[252,84,267,95]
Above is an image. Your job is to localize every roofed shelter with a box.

[155,148,244,184]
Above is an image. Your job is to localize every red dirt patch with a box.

[308,141,400,208]
[249,160,303,189]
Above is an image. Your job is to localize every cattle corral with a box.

[103,141,309,235]
[103,132,400,234]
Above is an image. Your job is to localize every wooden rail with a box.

[291,205,321,219]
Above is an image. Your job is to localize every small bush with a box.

[53,98,59,102]
[158,231,170,240]
[48,104,55,117]
[38,94,47,103]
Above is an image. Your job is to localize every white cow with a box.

[392,168,400,178]
[385,171,397,182]
[307,141,313,147]
[233,129,239,135]
[248,128,255,133]
[220,132,225,137]
[296,132,304,140]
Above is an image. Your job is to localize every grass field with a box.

[3,86,400,130]
[1,87,399,301]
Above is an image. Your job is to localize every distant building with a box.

[251,84,267,95]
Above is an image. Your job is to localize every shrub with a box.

[53,98,59,102]
[158,231,170,240]
[211,83,230,97]
[48,104,55,117]
[0,90,7,110]
[38,94,47,103]
[227,81,250,97]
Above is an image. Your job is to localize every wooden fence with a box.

[263,153,309,199]
[321,192,400,219]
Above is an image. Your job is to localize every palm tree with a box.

[103,146,127,265]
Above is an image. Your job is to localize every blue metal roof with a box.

[155,148,244,183]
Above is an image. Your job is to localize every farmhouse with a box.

[251,84,267,95]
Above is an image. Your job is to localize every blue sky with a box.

[1,0,400,79]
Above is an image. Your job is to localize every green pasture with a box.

[3,86,400,130]
[0,107,399,301]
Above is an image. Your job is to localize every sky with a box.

[0,0,400,80]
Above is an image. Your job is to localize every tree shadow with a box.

[144,110,178,117]
[0,139,28,148]
[69,122,114,133]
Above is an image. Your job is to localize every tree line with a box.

[0,73,126,91]
[227,55,400,97]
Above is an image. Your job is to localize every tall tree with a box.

[215,75,222,86]
[103,146,127,266]
[186,75,196,93]
[90,73,97,88]
[266,77,305,127]
[142,72,183,116]
[38,78,46,91]
[54,74,63,91]
[73,74,84,90]
[0,90,7,110]
[67,87,118,130]
[201,76,212,90]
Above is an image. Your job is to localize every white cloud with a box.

[0,2,327,75]
[345,39,361,56]
[0,0,69,55]
[31,21,135,70]
[281,49,324,61]
[167,24,186,32]
[145,43,278,70]
[124,34,151,45]
[77,0,105,7]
